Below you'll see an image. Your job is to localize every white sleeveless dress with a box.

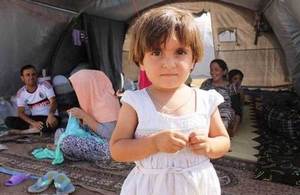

[120,88,224,195]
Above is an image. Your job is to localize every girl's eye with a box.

[151,49,161,56]
[176,48,187,55]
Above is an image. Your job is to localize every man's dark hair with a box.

[20,64,36,76]
[228,69,244,81]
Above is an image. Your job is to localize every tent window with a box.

[218,28,237,43]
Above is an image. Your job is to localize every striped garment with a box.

[200,79,235,128]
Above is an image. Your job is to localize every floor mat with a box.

[1,152,300,195]
[214,157,300,195]
[0,134,52,144]
[0,152,132,193]
[247,89,300,186]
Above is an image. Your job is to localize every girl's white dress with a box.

[120,88,224,195]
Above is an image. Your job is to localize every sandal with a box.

[28,170,58,193]
[0,144,8,151]
[5,173,31,186]
[54,172,75,195]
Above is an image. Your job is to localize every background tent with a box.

[0,0,300,96]
[123,1,290,88]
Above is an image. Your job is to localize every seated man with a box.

[5,65,59,134]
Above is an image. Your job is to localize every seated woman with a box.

[54,69,120,162]
[200,59,235,136]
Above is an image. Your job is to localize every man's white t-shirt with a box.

[16,81,58,116]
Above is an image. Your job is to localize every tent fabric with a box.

[122,1,290,87]
[0,0,75,96]
[85,0,163,21]
[264,0,300,80]
[29,0,94,13]
[221,0,300,91]
[286,0,300,24]
[50,16,89,76]
[217,49,287,86]
[83,14,126,90]
[219,0,268,11]
[0,0,300,96]
[207,1,289,86]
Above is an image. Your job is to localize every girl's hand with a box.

[67,107,86,120]
[152,130,188,153]
[188,132,211,155]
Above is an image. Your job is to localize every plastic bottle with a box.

[0,97,12,123]
[38,69,51,83]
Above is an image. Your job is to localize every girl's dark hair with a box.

[210,59,228,79]
[228,69,244,81]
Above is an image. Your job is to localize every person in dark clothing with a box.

[228,69,244,136]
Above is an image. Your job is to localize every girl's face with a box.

[210,62,225,82]
[140,34,193,90]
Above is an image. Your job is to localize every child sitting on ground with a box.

[228,69,244,136]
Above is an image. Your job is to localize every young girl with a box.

[110,6,230,195]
